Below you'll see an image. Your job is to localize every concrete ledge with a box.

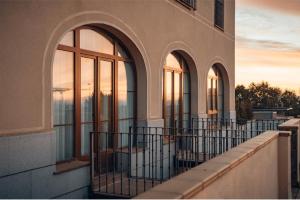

[279,119,300,130]
[136,131,282,199]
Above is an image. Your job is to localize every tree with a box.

[235,82,300,119]
[235,85,253,120]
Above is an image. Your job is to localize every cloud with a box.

[237,0,300,16]
[236,36,300,52]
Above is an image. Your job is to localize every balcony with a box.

[88,118,299,198]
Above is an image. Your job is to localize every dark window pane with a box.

[81,123,93,155]
[215,0,224,29]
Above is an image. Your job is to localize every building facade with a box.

[0,0,235,198]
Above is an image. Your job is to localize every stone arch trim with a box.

[43,11,150,128]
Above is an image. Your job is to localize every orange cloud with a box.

[237,0,300,16]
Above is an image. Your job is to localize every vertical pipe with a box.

[136,129,138,195]
[143,127,146,192]
[120,132,123,195]
[160,135,163,183]
[151,133,154,187]
[105,132,108,193]
[128,128,131,197]
[113,132,115,194]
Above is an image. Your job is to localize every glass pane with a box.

[81,123,93,155]
[207,79,212,111]
[59,31,74,47]
[53,50,74,125]
[55,125,74,161]
[183,93,190,114]
[99,60,112,123]
[165,53,181,70]
[118,119,135,147]
[118,61,135,121]
[164,71,172,116]
[116,42,129,58]
[80,29,114,55]
[208,68,217,79]
[81,57,94,123]
[183,72,190,93]
[165,116,172,129]
[174,73,180,115]
[99,121,113,149]
[183,114,190,129]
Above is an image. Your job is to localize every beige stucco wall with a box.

[0,0,235,134]
[136,131,292,199]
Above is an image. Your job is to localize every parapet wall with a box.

[136,130,291,199]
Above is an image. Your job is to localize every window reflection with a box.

[52,50,74,161]
[54,26,136,159]
[207,66,224,119]
[80,29,114,54]
[165,53,181,69]
[81,57,94,155]
[99,60,112,126]
[59,31,74,47]
[163,53,191,130]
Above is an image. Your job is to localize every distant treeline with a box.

[236,81,300,120]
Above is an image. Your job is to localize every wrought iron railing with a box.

[90,118,287,198]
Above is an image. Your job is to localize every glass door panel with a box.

[174,73,180,128]
[118,61,135,147]
[99,60,113,149]
[80,57,95,156]
[164,71,173,129]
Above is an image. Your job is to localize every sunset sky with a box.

[235,0,300,94]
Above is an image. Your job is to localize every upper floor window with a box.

[176,0,197,10]
[214,0,224,30]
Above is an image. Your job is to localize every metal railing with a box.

[90,118,287,198]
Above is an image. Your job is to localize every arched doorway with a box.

[162,52,191,131]
[52,26,136,162]
[207,64,224,121]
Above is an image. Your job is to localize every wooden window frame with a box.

[55,26,137,162]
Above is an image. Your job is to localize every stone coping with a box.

[135,131,288,199]
[279,118,300,129]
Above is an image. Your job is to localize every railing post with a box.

[89,132,95,193]
[278,131,292,199]
[279,119,300,188]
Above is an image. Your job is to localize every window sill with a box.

[214,24,224,32]
[54,160,90,175]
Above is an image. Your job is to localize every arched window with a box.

[207,65,224,120]
[52,27,136,162]
[163,53,191,131]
